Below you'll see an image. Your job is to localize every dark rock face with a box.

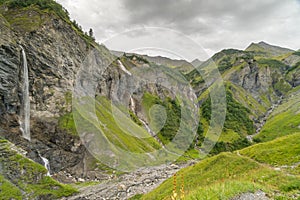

[0,7,114,180]
[229,62,273,100]
[0,44,20,115]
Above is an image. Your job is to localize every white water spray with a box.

[19,46,30,141]
[140,119,165,148]
[130,96,135,112]
[117,60,132,76]
[41,156,51,176]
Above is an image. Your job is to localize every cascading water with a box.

[130,96,135,112]
[117,60,132,75]
[129,96,165,147]
[19,46,31,141]
[41,156,51,176]
[140,119,165,148]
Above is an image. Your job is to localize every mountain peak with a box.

[191,58,203,67]
[258,41,269,45]
[245,41,294,56]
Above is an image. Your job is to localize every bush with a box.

[292,51,300,56]
[201,89,254,135]
[258,58,287,69]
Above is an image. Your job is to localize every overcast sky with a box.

[57,0,300,61]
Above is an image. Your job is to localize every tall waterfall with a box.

[19,46,31,141]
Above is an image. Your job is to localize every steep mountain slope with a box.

[0,0,195,183]
[0,0,121,184]
[184,45,300,154]
[254,85,300,142]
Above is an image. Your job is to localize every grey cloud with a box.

[57,0,300,59]
[123,0,288,35]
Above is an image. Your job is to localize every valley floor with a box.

[61,162,193,200]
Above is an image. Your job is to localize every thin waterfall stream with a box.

[19,46,31,141]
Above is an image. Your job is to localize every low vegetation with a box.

[0,0,95,44]
[142,92,182,144]
[200,86,254,154]
[254,89,300,142]
[240,132,300,166]
[142,152,300,200]
[0,139,78,199]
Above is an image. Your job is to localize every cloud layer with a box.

[57,0,300,60]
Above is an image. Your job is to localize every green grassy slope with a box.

[94,96,160,152]
[141,133,300,200]
[142,153,299,200]
[0,0,96,45]
[254,88,300,142]
[0,139,77,199]
[71,96,160,153]
[240,133,300,166]
[197,84,253,154]
[142,92,181,145]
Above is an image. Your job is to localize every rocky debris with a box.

[231,190,269,200]
[61,162,192,200]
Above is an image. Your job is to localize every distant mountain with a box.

[191,58,203,67]
[245,41,294,57]
[111,50,196,73]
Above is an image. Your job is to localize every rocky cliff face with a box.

[0,2,182,181]
[0,3,117,181]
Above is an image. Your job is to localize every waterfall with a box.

[247,96,284,142]
[140,119,165,148]
[140,120,155,137]
[41,156,51,176]
[117,60,132,76]
[19,46,31,141]
[130,96,135,112]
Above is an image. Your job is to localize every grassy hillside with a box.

[240,133,300,167]
[0,0,95,45]
[140,133,300,200]
[245,41,294,57]
[141,152,299,200]
[254,88,300,142]
[142,92,181,145]
[70,96,160,153]
[197,84,253,154]
[0,139,77,199]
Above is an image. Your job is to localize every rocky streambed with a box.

[61,161,195,200]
